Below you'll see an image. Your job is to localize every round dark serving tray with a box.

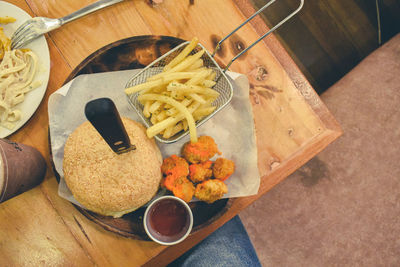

[50,35,232,240]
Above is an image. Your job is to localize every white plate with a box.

[0,1,50,138]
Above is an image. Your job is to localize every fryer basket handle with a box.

[211,0,304,72]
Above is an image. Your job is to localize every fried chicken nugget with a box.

[163,175,194,202]
[194,179,228,204]
[172,177,195,203]
[189,160,213,183]
[161,156,193,202]
[161,155,189,177]
[213,158,235,181]
[183,136,221,164]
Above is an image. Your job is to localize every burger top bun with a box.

[63,117,162,218]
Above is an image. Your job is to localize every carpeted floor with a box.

[240,34,400,266]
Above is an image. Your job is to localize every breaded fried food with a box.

[194,179,228,204]
[161,155,192,202]
[183,135,221,164]
[189,160,213,183]
[172,176,195,202]
[163,175,194,202]
[161,154,189,177]
[213,158,235,181]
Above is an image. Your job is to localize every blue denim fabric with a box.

[168,216,261,267]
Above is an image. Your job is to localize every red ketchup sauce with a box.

[149,199,189,239]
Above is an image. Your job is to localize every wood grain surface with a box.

[250,0,400,93]
[0,0,342,266]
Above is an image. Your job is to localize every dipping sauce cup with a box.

[144,196,193,245]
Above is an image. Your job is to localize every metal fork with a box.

[11,0,124,49]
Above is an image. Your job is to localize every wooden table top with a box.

[0,0,342,266]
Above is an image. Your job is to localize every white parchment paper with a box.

[48,70,260,208]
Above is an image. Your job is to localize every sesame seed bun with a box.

[63,117,162,218]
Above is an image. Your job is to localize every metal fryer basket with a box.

[126,0,304,144]
[126,42,233,144]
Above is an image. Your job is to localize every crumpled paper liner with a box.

[48,69,260,208]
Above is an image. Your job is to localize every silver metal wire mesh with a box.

[125,41,234,144]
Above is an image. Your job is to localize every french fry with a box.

[164,37,199,71]
[163,122,185,139]
[146,102,200,138]
[143,100,152,118]
[203,96,218,106]
[167,50,205,73]
[147,116,180,137]
[125,79,164,95]
[186,59,204,71]
[138,94,198,142]
[207,70,217,80]
[166,81,185,91]
[201,79,216,88]
[148,50,205,82]
[166,98,192,116]
[171,122,184,136]
[182,119,188,131]
[150,114,158,125]
[188,93,206,104]
[193,114,205,121]
[193,106,216,118]
[125,36,221,141]
[185,69,212,86]
[162,125,174,139]
[161,72,201,83]
[170,90,181,100]
[126,72,202,96]
[156,110,168,121]
[149,101,163,113]
[167,82,219,97]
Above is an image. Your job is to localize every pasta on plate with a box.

[0,19,40,129]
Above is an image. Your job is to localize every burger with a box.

[63,117,162,218]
